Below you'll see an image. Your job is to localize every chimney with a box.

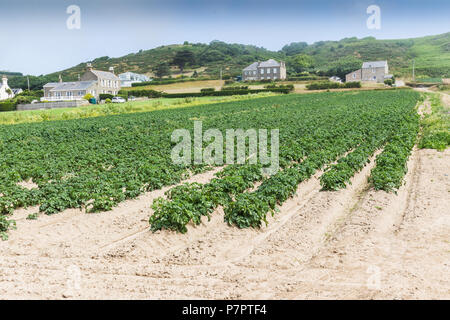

[87,63,93,72]
[59,74,62,83]
[2,75,7,86]
[109,66,114,74]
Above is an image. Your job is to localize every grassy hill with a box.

[7,33,449,90]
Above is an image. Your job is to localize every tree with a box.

[287,54,315,74]
[154,62,170,79]
[326,56,363,79]
[281,42,308,56]
[172,49,195,74]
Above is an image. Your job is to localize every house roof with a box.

[259,59,281,67]
[243,62,259,71]
[49,81,96,92]
[90,69,119,80]
[362,61,388,69]
[43,82,60,88]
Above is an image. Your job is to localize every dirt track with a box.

[0,99,449,300]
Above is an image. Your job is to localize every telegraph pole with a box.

[220,67,222,80]
[27,76,30,91]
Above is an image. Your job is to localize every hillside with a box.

[7,32,449,90]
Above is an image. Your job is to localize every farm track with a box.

[1,145,448,299]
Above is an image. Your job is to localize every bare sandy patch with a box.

[17,179,38,190]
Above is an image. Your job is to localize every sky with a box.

[0,0,449,75]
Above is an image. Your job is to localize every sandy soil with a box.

[0,100,448,300]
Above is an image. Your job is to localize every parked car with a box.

[111,97,126,103]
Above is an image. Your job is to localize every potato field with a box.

[0,90,420,237]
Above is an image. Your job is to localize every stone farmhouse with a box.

[346,61,393,83]
[0,75,15,101]
[42,64,121,101]
[242,59,287,81]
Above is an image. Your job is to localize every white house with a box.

[119,72,151,87]
[0,75,15,101]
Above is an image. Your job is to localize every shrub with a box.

[200,88,215,93]
[99,93,114,101]
[384,79,393,86]
[105,98,111,103]
[306,81,361,90]
[83,93,94,100]
[118,90,128,98]
[221,86,248,91]
[126,89,163,98]
[0,101,16,112]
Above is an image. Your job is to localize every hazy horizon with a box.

[0,0,449,76]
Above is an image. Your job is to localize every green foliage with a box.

[419,94,450,151]
[99,93,114,101]
[0,216,16,240]
[161,88,291,98]
[200,88,215,93]
[83,93,94,100]
[0,101,16,112]
[145,90,420,232]
[105,98,112,103]
[153,62,171,79]
[306,81,361,90]
[172,49,195,73]
[286,54,315,74]
[125,89,163,98]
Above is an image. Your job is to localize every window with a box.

[260,69,264,74]
[267,68,271,74]
[353,73,356,79]
[273,68,277,74]
[372,68,375,73]
[253,71,256,75]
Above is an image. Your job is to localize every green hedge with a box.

[287,75,328,81]
[0,101,16,112]
[306,81,361,90]
[200,88,215,93]
[221,86,248,90]
[162,88,291,98]
[265,84,294,90]
[125,89,163,98]
[99,93,114,101]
